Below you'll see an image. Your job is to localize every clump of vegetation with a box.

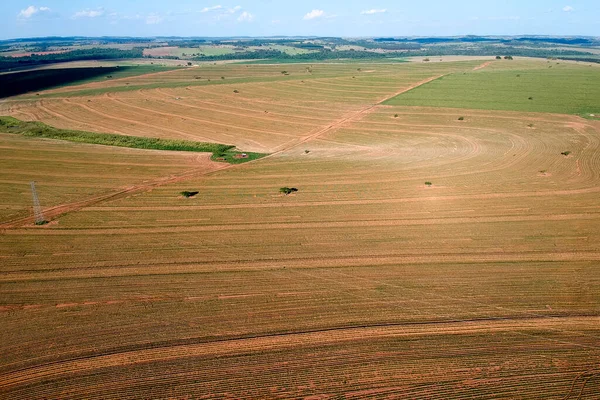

[504,56,514,60]
[528,123,534,128]
[221,76,225,79]
[279,187,298,195]
[34,220,49,226]
[458,116,464,121]
[304,150,310,154]
[423,58,430,62]
[394,114,399,118]
[425,182,433,186]
[561,151,571,156]
[528,97,533,100]
[180,191,199,198]
[233,89,239,93]
[281,70,288,74]
[0,117,267,164]
[496,56,502,60]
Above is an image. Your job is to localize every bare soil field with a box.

[1,60,599,399]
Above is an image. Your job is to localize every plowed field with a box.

[1,59,599,399]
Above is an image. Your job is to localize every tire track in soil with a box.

[0,316,597,393]
[64,98,217,142]
[104,93,297,140]
[472,61,494,71]
[0,74,448,228]
[146,88,328,126]
[0,154,227,229]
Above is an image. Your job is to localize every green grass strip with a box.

[0,116,267,164]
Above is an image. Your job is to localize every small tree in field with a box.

[279,187,298,195]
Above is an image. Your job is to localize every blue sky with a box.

[2,1,598,40]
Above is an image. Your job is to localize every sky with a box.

[1,1,599,40]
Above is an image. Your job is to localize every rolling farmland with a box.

[1,58,600,399]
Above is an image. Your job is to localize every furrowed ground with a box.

[1,58,599,399]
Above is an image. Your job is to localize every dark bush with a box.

[279,187,298,195]
[180,191,199,198]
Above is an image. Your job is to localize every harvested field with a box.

[1,59,600,399]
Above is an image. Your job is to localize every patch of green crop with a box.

[384,65,600,115]
[0,116,267,164]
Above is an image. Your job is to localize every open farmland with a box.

[385,59,600,115]
[1,59,600,399]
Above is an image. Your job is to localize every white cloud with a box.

[18,5,51,19]
[73,8,105,19]
[201,5,222,13]
[146,14,164,24]
[303,9,324,20]
[237,11,254,22]
[563,5,574,12]
[361,9,386,15]
[227,5,242,14]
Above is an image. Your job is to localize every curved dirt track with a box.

[1,316,596,399]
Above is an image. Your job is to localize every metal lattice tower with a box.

[30,181,45,224]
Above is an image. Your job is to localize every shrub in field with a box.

[233,89,239,93]
[561,151,571,156]
[425,182,433,186]
[180,191,199,198]
[458,116,464,121]
[280,187,298,195]
[394,114,399,118]
[496,56,502,60]
[34,220,49,226]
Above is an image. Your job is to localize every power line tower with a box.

[30,181,46,225]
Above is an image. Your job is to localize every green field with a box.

[385,64,600,114]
